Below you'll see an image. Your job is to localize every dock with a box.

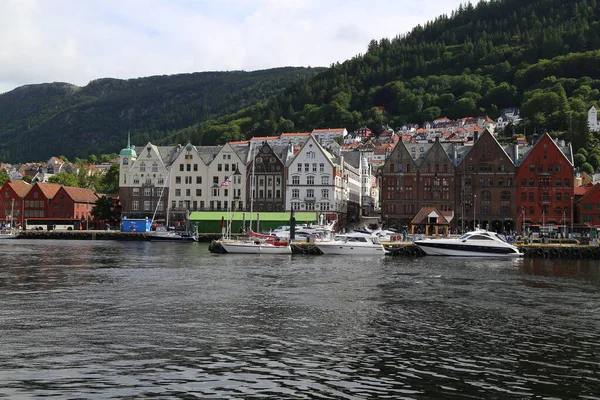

[12,231,600,258]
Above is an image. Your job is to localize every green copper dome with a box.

[119,133,137,157]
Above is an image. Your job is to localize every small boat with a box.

[146,227,198,243]
[315,232,387,255]
[0,230,19,239]
[413,229,522,257]
[218,230,292,254]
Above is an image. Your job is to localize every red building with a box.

[49,186,98,221]
[515,133,574,233]
[0,180,32,228]
[575,183,600,228]
[23,182,62,220]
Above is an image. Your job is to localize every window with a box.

[529,192,534,202]
[140,162,146,172]
[144,201,151,211]
[306,189,314,198]
[196,176,202,184]
[321,189,329,198]
[529,178,534,186]
[180,164,184,171]
[176,176,181,184]
[307,176,314,185]
[218,164,222,171]
[521,178,526,186]
[319,163,324,172]
[132,201,139,210]
[482,191,491,201]
[292,189,299,198]
[186,189,191,196]
[292,176,300,185]
[556,178,562,187]
[152,162,158,172]
[158,177,164,185]
[304,163,309,172]
[196,189,202,196]
[133,188,139,196]
[143,188,152,196]
[175,189,181,196]
[565,178,570,187]
[297,163,302,172]
[501,191,510,201]
[322,176,329,185]
[312,163,317,172]
[193,164,198,172]
[213,176,219,184]
[186,164,191,172]
[521,192,526,201]
[556,193,562,201]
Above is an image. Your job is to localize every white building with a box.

[286,135,347,223]
[589,106,599,132]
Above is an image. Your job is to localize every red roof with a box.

[35,182,62,199]
[61,186,99,203]
[6,180,32,197]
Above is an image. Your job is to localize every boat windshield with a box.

[494,234,509,243]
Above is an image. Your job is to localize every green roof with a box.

[119,147,137,157]
[189,211,318,222]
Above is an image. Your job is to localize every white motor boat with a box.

[413,229,522,257]
[218,230,292,254]
[0,230,19,239]
[315,232,387,255]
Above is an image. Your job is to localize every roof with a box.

[34,182,62,199]
[6,180,32,197]
[410,207,450,225]
[190,211,318,222]
[61,186,99,203]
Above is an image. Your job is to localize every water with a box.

[1,239,599,399]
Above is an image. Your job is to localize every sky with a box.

[0,0,467,94]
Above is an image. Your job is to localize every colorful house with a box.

[0,180,32,228]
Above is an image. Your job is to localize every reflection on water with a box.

[0,240,599,399]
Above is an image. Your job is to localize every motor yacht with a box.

[413,229,522,257]
[315,232,387,255]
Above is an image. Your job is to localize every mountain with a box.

[0,67,322,162]
[180,0,600,154]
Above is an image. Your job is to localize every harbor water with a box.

[0,239,599,399]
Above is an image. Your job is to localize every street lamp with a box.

[571,196,574,238]
[473,194,477,230]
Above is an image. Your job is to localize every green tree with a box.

[48,172,77,187]
[0,170,9,186]
[22,175,33,183]
[99,163,120,194]
[91,195,116,221]
[580,162,594,174]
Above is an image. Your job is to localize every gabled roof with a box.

[575,183,595,197]
[410,207,450,225]
[34,182,62,199]
[5,180,32,197]
[61,186,99,203]
[287,135,335,168]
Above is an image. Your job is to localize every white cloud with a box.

[0,0,466,94]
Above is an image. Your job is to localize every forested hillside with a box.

[178,0,600,152]
[0,67,321,162]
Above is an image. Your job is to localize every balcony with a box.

[304,197,316,202]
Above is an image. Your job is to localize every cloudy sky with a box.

[0,0,467,94]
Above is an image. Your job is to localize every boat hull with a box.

[315,241,387,256]
[414,240,522,257]
[146,233,197,242]
[220,241,292,254]
[0,232,18,239]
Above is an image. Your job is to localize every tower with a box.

[119,132,137,186]
[589,107,599,132]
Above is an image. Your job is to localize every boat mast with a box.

[151,168,169,227]
[248,144,256,232]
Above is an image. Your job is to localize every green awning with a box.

[189,211,318,222]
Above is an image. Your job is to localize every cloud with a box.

[0,0,466,94]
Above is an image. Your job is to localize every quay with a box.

[12,231,600,259]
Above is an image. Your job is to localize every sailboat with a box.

[218,147,291,254]
[145,169,198,243]
[1,199,19,239]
